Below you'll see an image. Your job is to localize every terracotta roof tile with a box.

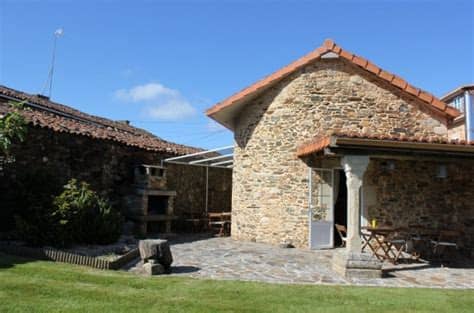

[379,70,394,82]
[339,50,354,61]
[207,39,461,123]
[365,61,381,75]
[431,98,447,111]
[353,56,368,67]
[0,85,201,155]
[404,84,420,97]
[332,46,342,54]
[392,76,407,89]
[323,39,335,49]
[418,91,433,104]
[296,131,474,157]
[445,106,461,117]
[296,136,331,157]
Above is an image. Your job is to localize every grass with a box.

[0,253,473,313]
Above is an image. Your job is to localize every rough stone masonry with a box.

[231,58,471,249]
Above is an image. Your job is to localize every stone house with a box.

[206,39,474,257]
[0,85,232,234]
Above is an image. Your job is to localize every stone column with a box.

[341,155,369,252]
[333,155,382,279]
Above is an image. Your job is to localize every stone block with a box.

[139,239,173,269]
[332,250,382,279]
[143,261,165,276]
[345,268,382,280]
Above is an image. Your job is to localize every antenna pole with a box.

[41,28,63,98]
[48,35,58,98]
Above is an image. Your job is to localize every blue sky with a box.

[1,0,473,149]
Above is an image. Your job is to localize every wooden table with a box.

[361,226,401,263]
[208,212,231,236]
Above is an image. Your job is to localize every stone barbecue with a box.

[128,164,177,235]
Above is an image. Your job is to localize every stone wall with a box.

[232,58,452,248]
[0,125,232,232]
[166,164,232,217]
[364,158,474,250]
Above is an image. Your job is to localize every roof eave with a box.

[333,137,474,154]
[297,136,474,158]
[441,84,474,102]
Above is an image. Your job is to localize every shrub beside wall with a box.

[14,179,122,247]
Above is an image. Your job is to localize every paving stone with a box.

[126,235,474,289]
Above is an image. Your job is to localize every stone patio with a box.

[127,234,474,289]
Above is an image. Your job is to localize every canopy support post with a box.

[205,166,209,214]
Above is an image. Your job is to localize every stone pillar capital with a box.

[341,155,370,180]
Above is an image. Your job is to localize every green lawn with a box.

[0,253,473,313]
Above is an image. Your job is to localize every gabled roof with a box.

[0,85,201,155]
[296,132,474,158]
[206,39,460,130]
[441,84,474,102]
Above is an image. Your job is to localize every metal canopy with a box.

[162,145,234,214]
[163,145,234,169]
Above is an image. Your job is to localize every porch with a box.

[298,133,474,278]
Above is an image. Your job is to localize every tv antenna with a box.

[41,28,64,98]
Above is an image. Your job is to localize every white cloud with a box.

[114,82,196,121]
[115,82,178,102]
[144,99,196,121]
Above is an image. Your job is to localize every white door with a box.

[309,168,334,249]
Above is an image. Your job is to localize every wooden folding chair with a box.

[335,224,347,247]
[431,230,460,263]
[208,212,231,237]
[385,228,409,264]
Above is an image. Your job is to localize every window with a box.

[449,95,465,113]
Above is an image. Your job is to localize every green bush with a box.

[52,179,123,246]
[14,177,122,247]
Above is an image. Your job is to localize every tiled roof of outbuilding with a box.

[0,85,201,155]
[207,39,460,122]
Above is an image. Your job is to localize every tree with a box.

[0,101,29,233]
[0,100,28,156]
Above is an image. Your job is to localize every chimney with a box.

[36,94,50,101]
